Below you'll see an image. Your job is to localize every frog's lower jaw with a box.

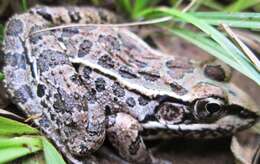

[141,114,257,139]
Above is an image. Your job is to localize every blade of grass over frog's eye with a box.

[224,0,260,12]
[0,136,42,163]
[21,0,28,11]
[0,24,4,43]
[131,0,161,19]
[0,72,4,80]
[0,116,39,136]
[118,0,132,15]
[42,138,66,164]
[139,8,260,84]
[198,0,224,11]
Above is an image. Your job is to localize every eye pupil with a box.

[206,103,220,113]
[194,98,225,122]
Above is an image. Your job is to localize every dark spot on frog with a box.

[105,105,111,115]
[67,7,81,23]
[84,88,96,103]
[228,89,236,96]
[53,89,88,114]
[78,39,93,57]
[97,55,115,69]
[139,71,160,81]
[169,82,188,95]
[166,59,193,69]
[14,85,33,104]
[37,84,46,97]
[40,100,48,108]
[138,96,150,106]
[81,66,92,79]
[39,114,50,128]
[57,16,66,24]
[133,59,147,68]
[118,66,138,79]
[113,97,118,102]
[30,34,42,45]
[62,27,80,38]
[95,77,106,92]
[126,97,136,107]
[35,7,53,22]
[129,137,141,155]
[98,34,121,52]
[5,53,26,69]
[37,50,68,72]
[29,25,48,44]
[111,82,125,97]
[72,63,80,72]
[204,65,226,82]
[98,9,109,22]
[6,19,24,36]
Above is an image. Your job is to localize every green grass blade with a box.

[132,0,161,19]
[199,0,224,11]
[139,8,260,84]
[118,0,132,14]
[0,72,4,81]
[0,136,41,148]
[195,19,260,29]
[191,12,260,29]
[191,12,260,21]
[0,116,39,136]
[0,136,42,163]
[225,0,260,12]
[21,0,29,11]
[0,24,4,43]
[42,138,66,164]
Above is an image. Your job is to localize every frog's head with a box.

[142,82,258,138]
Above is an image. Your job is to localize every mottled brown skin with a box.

[2,6,258,164]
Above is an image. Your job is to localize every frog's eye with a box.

[194,98,225,122]
[155,102,185,125]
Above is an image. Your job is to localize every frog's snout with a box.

[224,104,258,120]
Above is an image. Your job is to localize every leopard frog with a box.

[2,6,258,163]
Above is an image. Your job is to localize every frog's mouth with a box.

[141,98,258,139]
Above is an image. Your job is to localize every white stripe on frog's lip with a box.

[141,115,254,131]
[141,121,220,131]
[70,57,191,101]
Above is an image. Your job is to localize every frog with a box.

[1,6,258,164]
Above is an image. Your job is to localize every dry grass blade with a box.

[221,24,260,71]
[182,0,197,12]
[29,16,172,37]
[234,30,260,54]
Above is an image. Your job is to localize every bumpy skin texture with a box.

[2,6,258,164]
